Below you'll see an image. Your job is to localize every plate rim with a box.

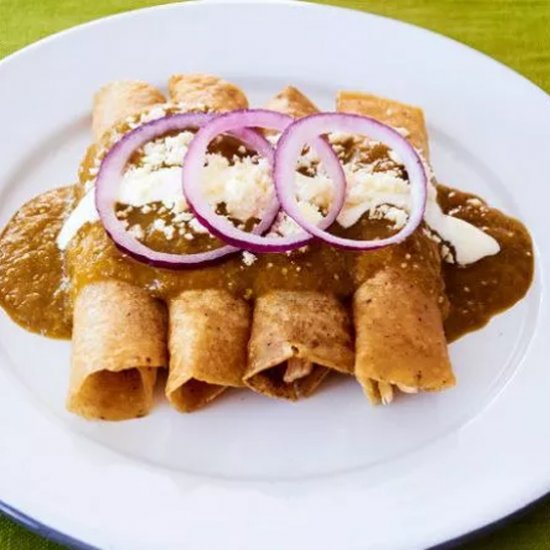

[3,491,550,550]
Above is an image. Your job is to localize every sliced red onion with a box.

[274,113,428,250]
[182,109,346,253]
[95,112,269,268]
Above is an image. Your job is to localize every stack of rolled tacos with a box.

[65,74,455,420]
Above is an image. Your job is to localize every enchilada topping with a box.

[182,109,346,253]
[58,106,500,270]
[335,145,500,264]
[274,112,428,250]
[57,107,500,267]
[94,112,284,268]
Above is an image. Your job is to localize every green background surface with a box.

[0,0,549,548]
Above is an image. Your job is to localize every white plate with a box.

[0,1,548,548]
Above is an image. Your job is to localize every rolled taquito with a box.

[163,74,252,411]
[67,81,168,420]
[266,85,320,119]
[168,73,248,112]
[335,91,430,159]
[245,291,354,400]
[92,80,166,142]
[67,281,167,420]
[243,87,355,400]
[166,290,250,412]
[353,269,454,404]
[337,91,455,404]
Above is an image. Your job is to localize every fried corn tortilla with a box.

[67,281,167,420]
[338,90,454,403]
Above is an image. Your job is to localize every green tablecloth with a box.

[0,0,549,548]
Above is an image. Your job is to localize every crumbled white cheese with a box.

[267,211,303,238]
[57,125,501,267]
[139,105,167,124]
[173,211,193,224]
[298,201,324,224]
[141,131,195,169]
[151,219,175,240]
[295,171,333,210]
[201,153,272,222]
[440,243,455,263]
[242,251,257,266]
[329,131,352,143]
[188,217,209,235]
[295,146,321,171]
[265,132,281,145]
[128,224,145,240]
[59,130,273,248]
[335,153,500,265]
[337,167,410,228]
[175,101,208,113]
[119,166,188,212]
[370,204,409,229]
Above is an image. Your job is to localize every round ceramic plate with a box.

[0,1,548,548]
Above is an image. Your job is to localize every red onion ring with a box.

[95,112,271,268]
[182,109,346,252]
[274,113,428,250]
